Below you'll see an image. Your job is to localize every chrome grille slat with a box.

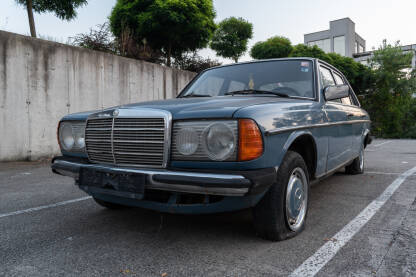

[85,112,167,168]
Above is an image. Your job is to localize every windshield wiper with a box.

[224,89,289,98]
[181,93,212,98]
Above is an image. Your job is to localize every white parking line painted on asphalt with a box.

[365,171,403,175]
[371,141,392,148]
[289,166,416,277]
[0,196,92,219]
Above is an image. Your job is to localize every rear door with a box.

[333,72,366,158]
[320,66,353,171]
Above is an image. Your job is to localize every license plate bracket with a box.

[79,168,146,195]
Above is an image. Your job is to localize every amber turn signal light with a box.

[238,119,264,161]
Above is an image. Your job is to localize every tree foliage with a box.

[363,41,416,138]
[16,0,88,37]
[70,23,117,54]
[173,52,221,73]
[210,17,253,62]
[16,0,88,20]
[250,36,293,60]
[290,44,330,62]
[109,0,216,66]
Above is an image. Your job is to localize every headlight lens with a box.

[202,123,236,161]
[176,127,199,155]
[73,125,86,149]
[172,120,238,161]
[58,121,86,152]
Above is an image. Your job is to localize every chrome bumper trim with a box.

[52,159,250,196]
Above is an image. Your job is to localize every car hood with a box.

[119,96,290,119]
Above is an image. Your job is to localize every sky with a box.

[1,0,416,63]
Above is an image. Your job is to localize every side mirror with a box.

[324,85,350,101]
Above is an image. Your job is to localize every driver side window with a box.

[320,66,341,103]
[319,66,335,87]
[333,72,354,106]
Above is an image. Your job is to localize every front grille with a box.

[85,117,166,168]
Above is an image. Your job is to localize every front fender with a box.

[267,128,327,178]
[282,130,316,155]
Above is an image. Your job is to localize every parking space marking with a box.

[365,171,402,175]
[289,166,416,277]
[0,196,92,219]
[371,141,392,148]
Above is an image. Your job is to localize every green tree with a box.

[173,52,221,73]
[290,44,332,63]
[289,44,374,95]
[326,52,374,95]
[363,40,416,138]
[210,17,253,62]
[250,36,292,60]
[110,0,216,67]
[16,0,88,38]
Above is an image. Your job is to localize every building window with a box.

[334,36,346,56]
[359,44,364,53]
[308,38,331,53]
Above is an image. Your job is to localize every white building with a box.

[304,18,366,58]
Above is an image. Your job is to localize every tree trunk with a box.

[234,57,239,63]
[26,0,36,38]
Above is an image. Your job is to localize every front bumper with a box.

[51,156,275,197]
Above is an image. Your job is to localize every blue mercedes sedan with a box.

[51,58,371,241]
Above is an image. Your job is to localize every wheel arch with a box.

[282,131,318,180]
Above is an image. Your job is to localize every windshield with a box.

[180,60,314,98]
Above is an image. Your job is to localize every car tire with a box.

[93,197,128,209]
[253,151,310,241]
[345,145,364,175]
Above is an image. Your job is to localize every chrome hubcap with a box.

[286,167,308,231]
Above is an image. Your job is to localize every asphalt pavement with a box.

[1,139,415,277]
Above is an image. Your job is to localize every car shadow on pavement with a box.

[89,205,259,241]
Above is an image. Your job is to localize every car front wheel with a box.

[253,151,310,241]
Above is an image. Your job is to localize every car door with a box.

[320,65,353,172]
[333,72,366,158]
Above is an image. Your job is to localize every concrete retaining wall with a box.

[0,31,196,161]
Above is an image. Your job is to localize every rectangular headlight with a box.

[58,121,86,153]
[172,120,238,161]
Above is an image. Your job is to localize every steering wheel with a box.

[271,87,298,96]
